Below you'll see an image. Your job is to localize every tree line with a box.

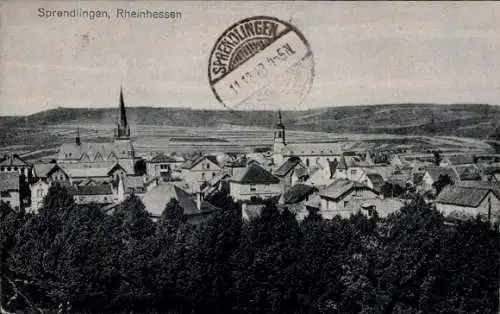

[0,184,498,313]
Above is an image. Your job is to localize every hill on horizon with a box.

[1,103,499,140]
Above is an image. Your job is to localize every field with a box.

[0,122,495,162]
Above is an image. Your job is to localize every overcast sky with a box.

[1,1,500,115]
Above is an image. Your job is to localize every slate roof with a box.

[425,166,460,183]
[150,153,177,163]
[436,185,499,208]
[64,167,111,178]
[182,155,220,170]
[208,173,230,186]
[283,184,317,204]
[0,173,19,191]
[388,169,412,187]
[230,163,280,184]
[58,142,134,161]
[320,179,378,201]
[33,163,67,178]
[282,142,343,157]
[78,178,97,186]
[0,154,30,167]
[457,180,500,195]
[274,156,302,177]
[142,183,199,216]
[366,173,385,192]
[75,184,113,196]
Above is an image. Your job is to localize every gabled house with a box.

[388,168,412,188]
[455,165,482,181]
[30,179,50,212]
[74,184,114,205]
[181,155,222,184]
[319,179,380,218]
[32,163,69,183]
[202,173,230,198]
[435,182,500,221]
[364,173,385,193]
[0,153,31,176]
[229,163,281,201]
[0,172,20,209]
[147,153,180,178]
[274,156,308,195]
[142,182,219,223]
[422,166,460,190]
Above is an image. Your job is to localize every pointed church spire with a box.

[273,109,286,152]
[115,86,130,141]
[119,86,128,128]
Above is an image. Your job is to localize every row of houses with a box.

[3,147,500,223]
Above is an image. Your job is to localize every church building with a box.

[56,88,137,181]
[272,111,344,171]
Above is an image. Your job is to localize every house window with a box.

[344,200,349,207]
[206,163,210,170]
[250,185,256,192]
[212,172,216,177]
[201,173,205,180]
[306,158,310,167]
[351,169,357,175]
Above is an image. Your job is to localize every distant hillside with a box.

[1,104,499,140]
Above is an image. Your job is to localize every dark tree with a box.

[433,151,442,166]
[432,174,454,196]
[133,158,147,176]
[113,195,155,240]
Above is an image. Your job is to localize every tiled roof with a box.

[142,183,198,216]
[274,156,302,177]
[182,155,220,170]
[456,180,500,195]
[426,166,460,183]
[0,154,30,167]
[58,142,134,161]
[436,185,498,208]
[230,163,280,184]
[283,184,317,204]
[320,179,377,201]
[150,153,177,163]
[64,167,111,178]
[282,142,343,157]
[75,184,113,196]
[33,163,66,178]
[0,173,19,191]
[207,173,230,186]
[366,173,385,191]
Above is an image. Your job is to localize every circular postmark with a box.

[208,16,314,110]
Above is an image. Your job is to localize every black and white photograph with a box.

[0,1,499,313]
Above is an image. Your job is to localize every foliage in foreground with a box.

[0,184,498,313]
